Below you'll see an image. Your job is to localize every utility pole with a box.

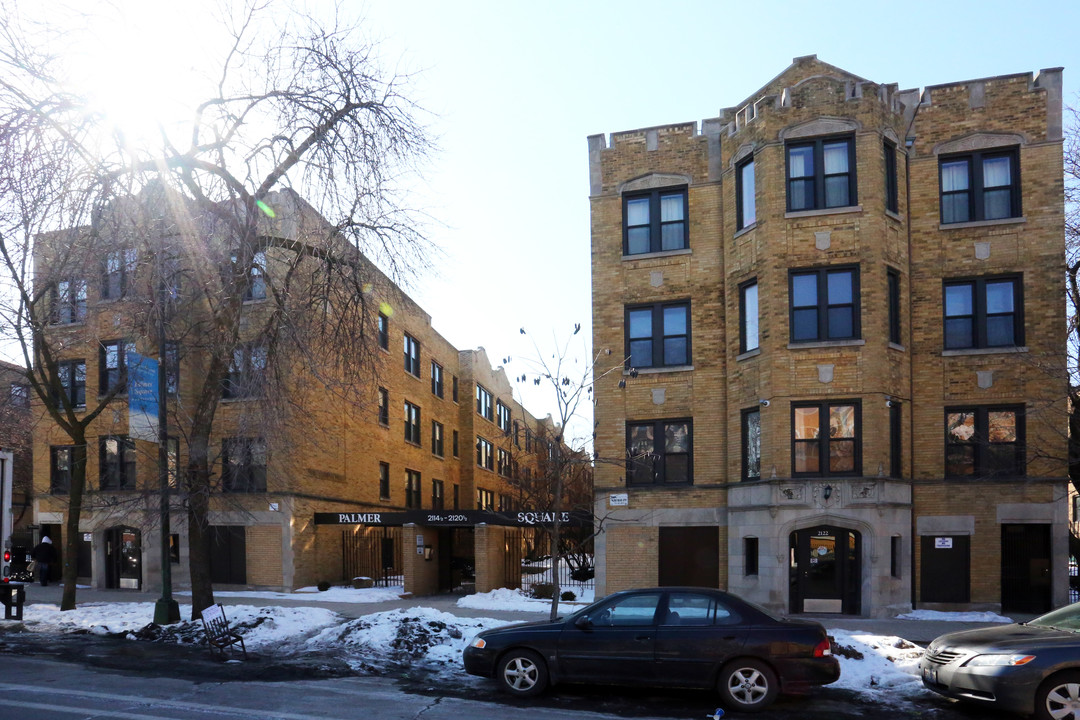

[154,248,180,625]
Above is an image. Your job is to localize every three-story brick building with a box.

[589,56,1067,616]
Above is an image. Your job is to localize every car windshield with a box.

[1027,602,1080,632]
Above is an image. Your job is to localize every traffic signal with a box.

[2,548,10,583]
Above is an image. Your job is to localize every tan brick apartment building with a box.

[31,189,557,594]
[589,56,1067,617]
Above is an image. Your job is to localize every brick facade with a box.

[590,56,1067,617]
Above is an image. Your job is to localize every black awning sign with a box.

[314,509,588,527]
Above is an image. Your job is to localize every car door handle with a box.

[635,635,651,642]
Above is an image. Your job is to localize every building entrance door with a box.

[789,525,860,614]
[104,527,142,589]
[1001,524,1052,614]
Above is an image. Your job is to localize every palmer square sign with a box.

[313,509,589,527]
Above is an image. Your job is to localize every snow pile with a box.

[24,602,190,637]
[306,606,501,679]
[178,585,405,604]
[829,630,925,703]
[897,609,1012,623]
[456,587,594,613]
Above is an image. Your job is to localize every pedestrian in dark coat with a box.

[31,536,57,586]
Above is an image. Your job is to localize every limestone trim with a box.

[996,502,1058,524]
[932,131,1027,155]
[787,339,866,350]
[784,205,863,220]
[627,365,694,376]
[916,515,974,535]
[883,127,900,145]
[941,346,1028,357]
[618,173,693,195]
[735,348,761,362]
[622,248,692,262]
[938,216,1026,231]
[730,143,755,168]
[780,116,861,141]
[733,223,757,240]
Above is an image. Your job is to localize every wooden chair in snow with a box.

[200,603,247,659]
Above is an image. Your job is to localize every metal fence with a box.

[342,526,403,587]
[503,527,593,599]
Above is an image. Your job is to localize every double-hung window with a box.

[736,157,756,230]
[792,401,860,476]
[404,401,421,445]
[431,361,443,398]
[884,141,899,214]
[431,479,445,510]
[476,384,493,421]
[99,435,136,490]
[789,267,859,342]
[431,420,444,456]
[946,406,1024,477]
[626,301,690,368]
[406,469,422,509]
[497,401,511,433]
[55,360,86,408]
[53,279,87,324]
[102,248,137,300]
[626,419,692,485]
[99,340,135,395]
[887,269,901,345]
[222,437,267,492]
[943,276,1022,349]
[379,462,390,499]
[378,313,389,350]
[244,250,266,301]
[476,488,494,511]
[623,187,688,255]
[377,387,389,425]
[404,334,420,377]
[10,384,29,408]
[739,281,758,353]
[498,448,511,477]
[786,136,856,211]
[476,436,494,471]
[50,446,75,494]
[939,148,1020,223]
[741,408,761,481]
[222,343,266,399]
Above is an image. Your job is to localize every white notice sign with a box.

[935,537,953,549]
[609,493,629,507]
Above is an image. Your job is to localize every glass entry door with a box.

[789,525,860,614]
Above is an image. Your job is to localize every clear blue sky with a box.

[363,0,1080,440]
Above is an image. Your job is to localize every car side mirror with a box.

[574,615,593,631]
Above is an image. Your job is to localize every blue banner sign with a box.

[127,351,159,442]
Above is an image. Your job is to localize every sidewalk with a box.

[14,583,1027,644]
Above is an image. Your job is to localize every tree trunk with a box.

[60,433,87,611]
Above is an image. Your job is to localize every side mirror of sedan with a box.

[574,615,593,631]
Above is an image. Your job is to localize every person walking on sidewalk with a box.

[31,536,57,586]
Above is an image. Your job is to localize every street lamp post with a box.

[154,253,180,625]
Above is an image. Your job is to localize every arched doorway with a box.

[105,527,142,590]
[789,525,860,614]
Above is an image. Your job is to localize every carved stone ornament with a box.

[817,364,834,384]
[619,172,693,194]
[974,242,990,260]
[815,231,831,250]
[933,132,1027,155]
[853,482,877,500]
[779,485,805,502]
[650,271,663,288]
[651,388,666,405]
[730,143,754,168]
[977,370,994,389]
[781,116,860,140]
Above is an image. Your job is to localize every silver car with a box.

[920,602,1080,719]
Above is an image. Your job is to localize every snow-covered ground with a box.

[177,585,405,603]
[11,587,1016,708]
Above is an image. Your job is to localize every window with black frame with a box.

[55,360,86,408]
[736,156,756,230]
[50,446,74,494]
[740,281,758,353]
[939,148,1020,224]
[943,276,1022,350]
[405,469,422,509]
[52,279,87,324]
[945,406,1024,478]
[789,267,860,342]
[101,248,137,300]
[884,141,899,214]
[222,437,267,492]
[99,435,136,490]
[222,343,266,399]
[404,333,420,377]
[626,419,692,485]
[99,340,136,395]
[623,187,688,255]
[792,402,860,476]
[626,301,690,368]
[404,401,421,445]
[742,408,761,481]
[786,136,856,211]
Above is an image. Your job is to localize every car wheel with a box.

[1036,671,1080,720]
[497,649,548,697]
[718,658,778,713]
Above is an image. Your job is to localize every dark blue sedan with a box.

[463,587,839,712]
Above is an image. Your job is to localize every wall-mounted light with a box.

[424,545,433,561]
[823,485,833,501]
[759,399,770,407]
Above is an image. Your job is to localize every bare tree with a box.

[0,2,431,614]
